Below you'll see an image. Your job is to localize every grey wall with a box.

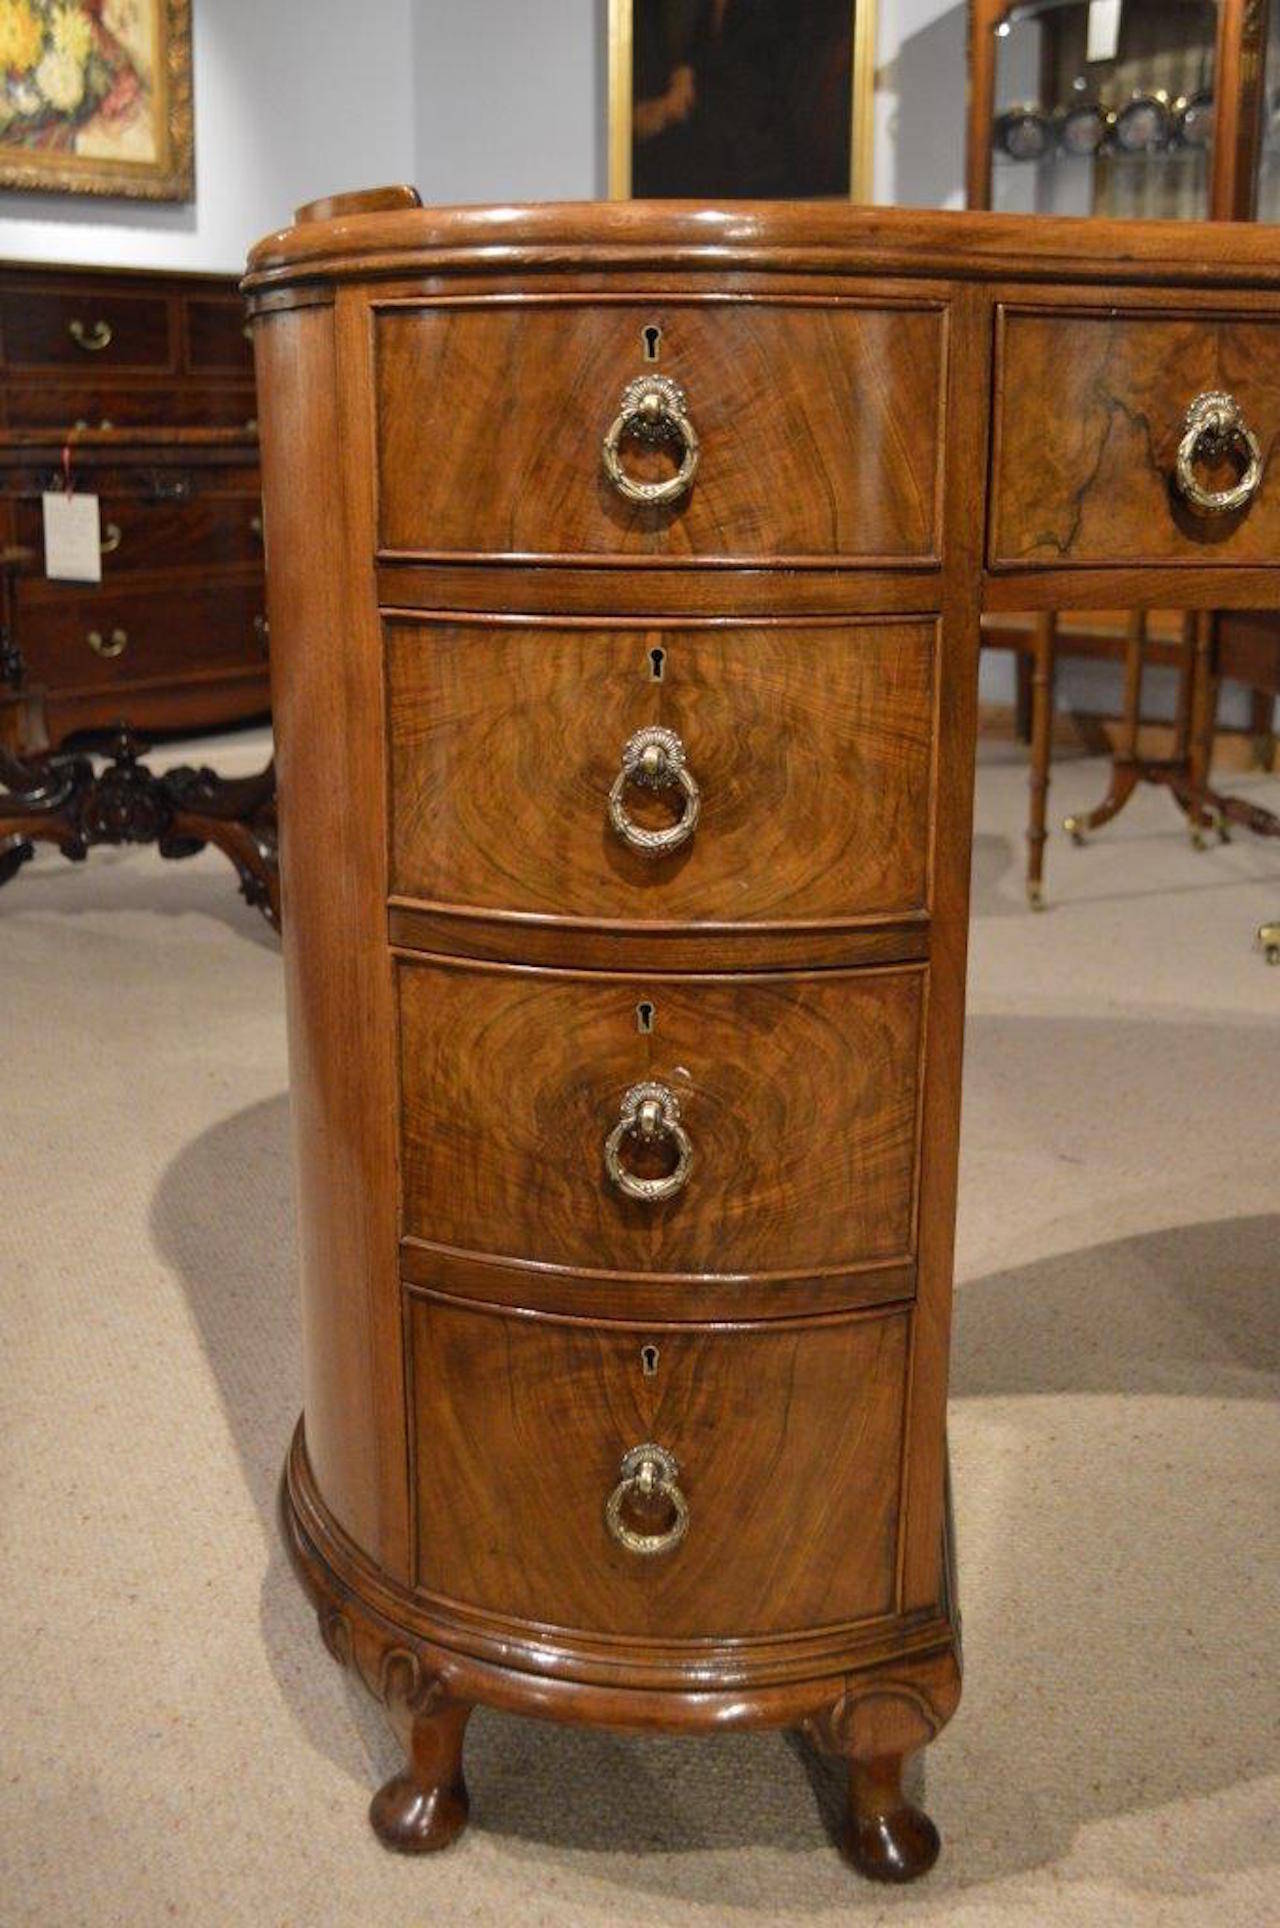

[0,0,415,272]
[411,0,601,204]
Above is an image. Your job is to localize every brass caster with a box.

[1027,880,1046,910]
[1190,826,1208,852]
[1217,818,1232,846]
[1062,815,1085,847]
[1258,923,1280,966]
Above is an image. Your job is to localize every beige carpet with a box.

[1,727,1277,1928]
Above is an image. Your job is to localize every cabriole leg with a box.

[371,1677,473,1855]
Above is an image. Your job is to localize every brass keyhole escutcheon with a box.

[636,1000,655,1034]
[641,1344,660,1377]
[642,323,661,362]
[648,645,666,682]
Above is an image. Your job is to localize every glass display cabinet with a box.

[968,0,1268,221]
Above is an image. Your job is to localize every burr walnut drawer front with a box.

[397,957,922,1281]
[374,297,945,562]
[407,1292,907,1638]
[990,308,1280,568]
[387,616,936,932]
[19,584,268,692]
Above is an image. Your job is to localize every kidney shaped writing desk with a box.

[244,192,1280,1882]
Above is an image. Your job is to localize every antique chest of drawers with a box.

[246,191,1280,1881]
[0,263,266,747]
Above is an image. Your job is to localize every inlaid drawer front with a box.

[991,308,1280,567]
[408,1293,907,1637]
[16,493,263,579]
[20,585,268,692]
[387,616,936,930]
[4,383,258,431]
[0,290,173,370]
[375,297,945,562]
[184,297,254,373]
[397,958,922,1278]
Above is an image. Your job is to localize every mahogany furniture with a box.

[246,190,1280,1881]
[0,265,278,924]
[967,0,1280,896]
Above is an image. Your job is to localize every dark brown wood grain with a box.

[16,582,266,693]
[387,615,937,928]
[0,264,265,759]
[407,1292,908,1638]
[374,297,945,562]
[184,297,255,374]
[4,380,257,430]
[0,287,174,370]
[396,956,923,1276]
[991,308,1280,567]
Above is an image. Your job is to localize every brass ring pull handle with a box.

[605,1444,689,1556]
[87,627,128,659]
[100,522,122,556]
[1175,390,1264,516]
[604,1080,693,1203]
[602,375,700,507]
[68,318,112,353]
[608,725,700,857]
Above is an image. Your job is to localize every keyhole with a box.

[641,1344,660,1377]
[636,1000,655,1034]
[648,646,666,682]
[642,324,661,362]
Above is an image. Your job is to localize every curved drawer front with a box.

[375,296,944,563]
[991,308,1280,567]
[397,957,922,1278]
[407,1292,907,1639]
[387,616,936,931]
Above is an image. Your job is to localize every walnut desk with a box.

[245,193,1280,1882]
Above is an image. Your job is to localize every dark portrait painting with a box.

[617,0,867,200]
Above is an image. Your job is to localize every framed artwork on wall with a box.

[607,0,876,201]
[0,0,193,201]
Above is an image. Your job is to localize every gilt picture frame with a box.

[0,0,193,202]
[607,0,876,201]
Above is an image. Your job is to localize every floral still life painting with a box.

[0,0,192,200]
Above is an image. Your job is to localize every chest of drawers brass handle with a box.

[87,627,128,659]
[604,1080,692,1203]
[68,318,112,353]
[1175,390,1263,516]
[608,725,700,855]
[605,1444,689,1556]
[100,522,122,555]
[602,375,699,506]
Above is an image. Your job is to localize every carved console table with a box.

[246,190,1280,1881]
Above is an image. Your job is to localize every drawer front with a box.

[398,958,922,1278]
[184,297,254,374]
[16,492,263,580]
[375,298,944,562]
[0,289,173,371]
[4,382,258,431]
[991,309,1280,567]
[408,1294,907,1637]
[20,584,268,692]
[388,616,936,926]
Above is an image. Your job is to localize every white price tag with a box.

[1086,0,1122,64]
[42,490,102,583]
